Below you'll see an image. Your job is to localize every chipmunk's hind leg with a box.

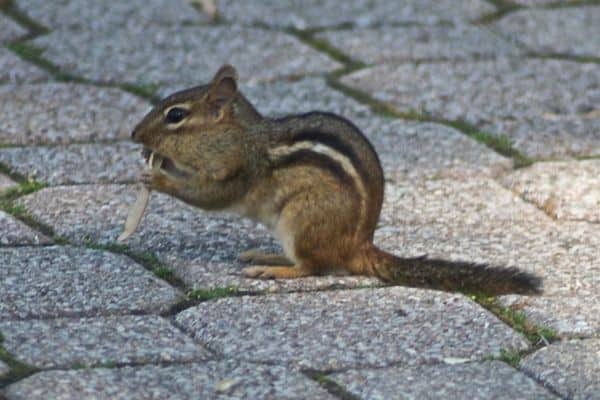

[238,249,293,265]
[241,264,314,279]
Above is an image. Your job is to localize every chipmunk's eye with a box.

[165,107,189,124]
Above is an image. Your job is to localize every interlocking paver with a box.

[16,184,380,292]
[0,210,50,246]
[318,24,520,64]
[176,288,529,370]
[0,48,48,84]
[493,7,600,58]
[502,159,600,222]
[217,0,495,28]
[0,142,144,185]
[0,172,17,194]
[3,361,333,400]
[377,178,600,337]
[237,77,512,180]
[330,361,558,399]
[342,59,600,158]
[0,246,182,319]
[0,316,209,369]
[521,339,600,400]
[0,83,149,145]
[29,25,340,89]
[16,0,206,31]
[0,13,26,43]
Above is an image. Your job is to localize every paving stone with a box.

[376,178,600,337]
[493,7,600,58]
[176,287,529,370]
[0,210,51,246]
[501,159,600,222]
[16,184,380,293]
[0,13,27,43]
[0,48,48,84]
[0,246,182,319]
[318,24,520,64]
[512,0,580,4]
[521,339,600,400]
[0,172,17,194]
[330,360,557,400]
[0,142,145,185]
[29,25,340,89]
[0,360,8,377]
[342,58,600,158]
[235,77,511,179]
[0,316,209,369]
[3,360,333,400]
[0,83,150,145]
[16,0,207,31]
[217,0,495,28]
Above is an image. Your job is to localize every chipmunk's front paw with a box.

[140,170,154,187]
[242,266,277,279]
[242,265,312,279]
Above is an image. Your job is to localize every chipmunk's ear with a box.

[207,64,238,118]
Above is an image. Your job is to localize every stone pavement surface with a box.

[0,0,598,399]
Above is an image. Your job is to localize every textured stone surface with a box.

[217,0,495,28]
[17,184,380,292]
[16,0,207,31]
[521,339,600,400]
[4,361,333,400]
[502,159,600,222]
[0,246,182,319]
[0,172,18,194]
[0,316,208,369]
[330,361,557,399]
[494,7,600,57]
[377,178,600,337]
[236,77,512,179]
[318,24,520,64]
[176,288,529,370]
[0,360,9,377]
[512,0,580,4]
[0,210,51,246]
[343,59,600,158]
[0,83,150,145]
[30,25,339,89]
[0,13,27,43]
[0,142,144,185]
[0,48,48,84]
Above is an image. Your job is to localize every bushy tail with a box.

[363,247,541,296]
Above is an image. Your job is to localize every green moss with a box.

[187,286,241,301]
[0,344,39,388]
[304,371,361,400]
[1,0,49,37]
[118,83,161,103]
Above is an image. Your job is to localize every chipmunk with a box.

[130,64,541,296]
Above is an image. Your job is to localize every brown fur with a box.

[131,64,541,296]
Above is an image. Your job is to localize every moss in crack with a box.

[0,342,39,388]
[1,0,49,38]
[476,0,523,25]
[6,42,86,83]
[118,83,162,104]
[187,286,241,302]
[471,294,559,346]
[304,371,361,400]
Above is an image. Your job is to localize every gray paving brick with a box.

[330,360,558,400]
[502,159,600,223]
[378,178,600,337]
[16,184,380,293]
[342,59,600,159]
[0,48,48,84]
[0,83,150,145]
[521,339,600,400]
[0,210,51,246]
[0,172,17,194]
[0,246,182,319]
[318,24,520,64]
[16,0,207,31]
[0,142,144,185]
[493,7,600,58]
[217,0,495,28]
[3,360,333,400]
[0,360,8,377]
[0,316,209,369]
[0,13,26,43]
[29,25,340,89]
[176,288,529,370]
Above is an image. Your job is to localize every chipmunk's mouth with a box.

[142,148,191,178]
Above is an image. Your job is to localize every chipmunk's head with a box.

[131,64,261,179]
